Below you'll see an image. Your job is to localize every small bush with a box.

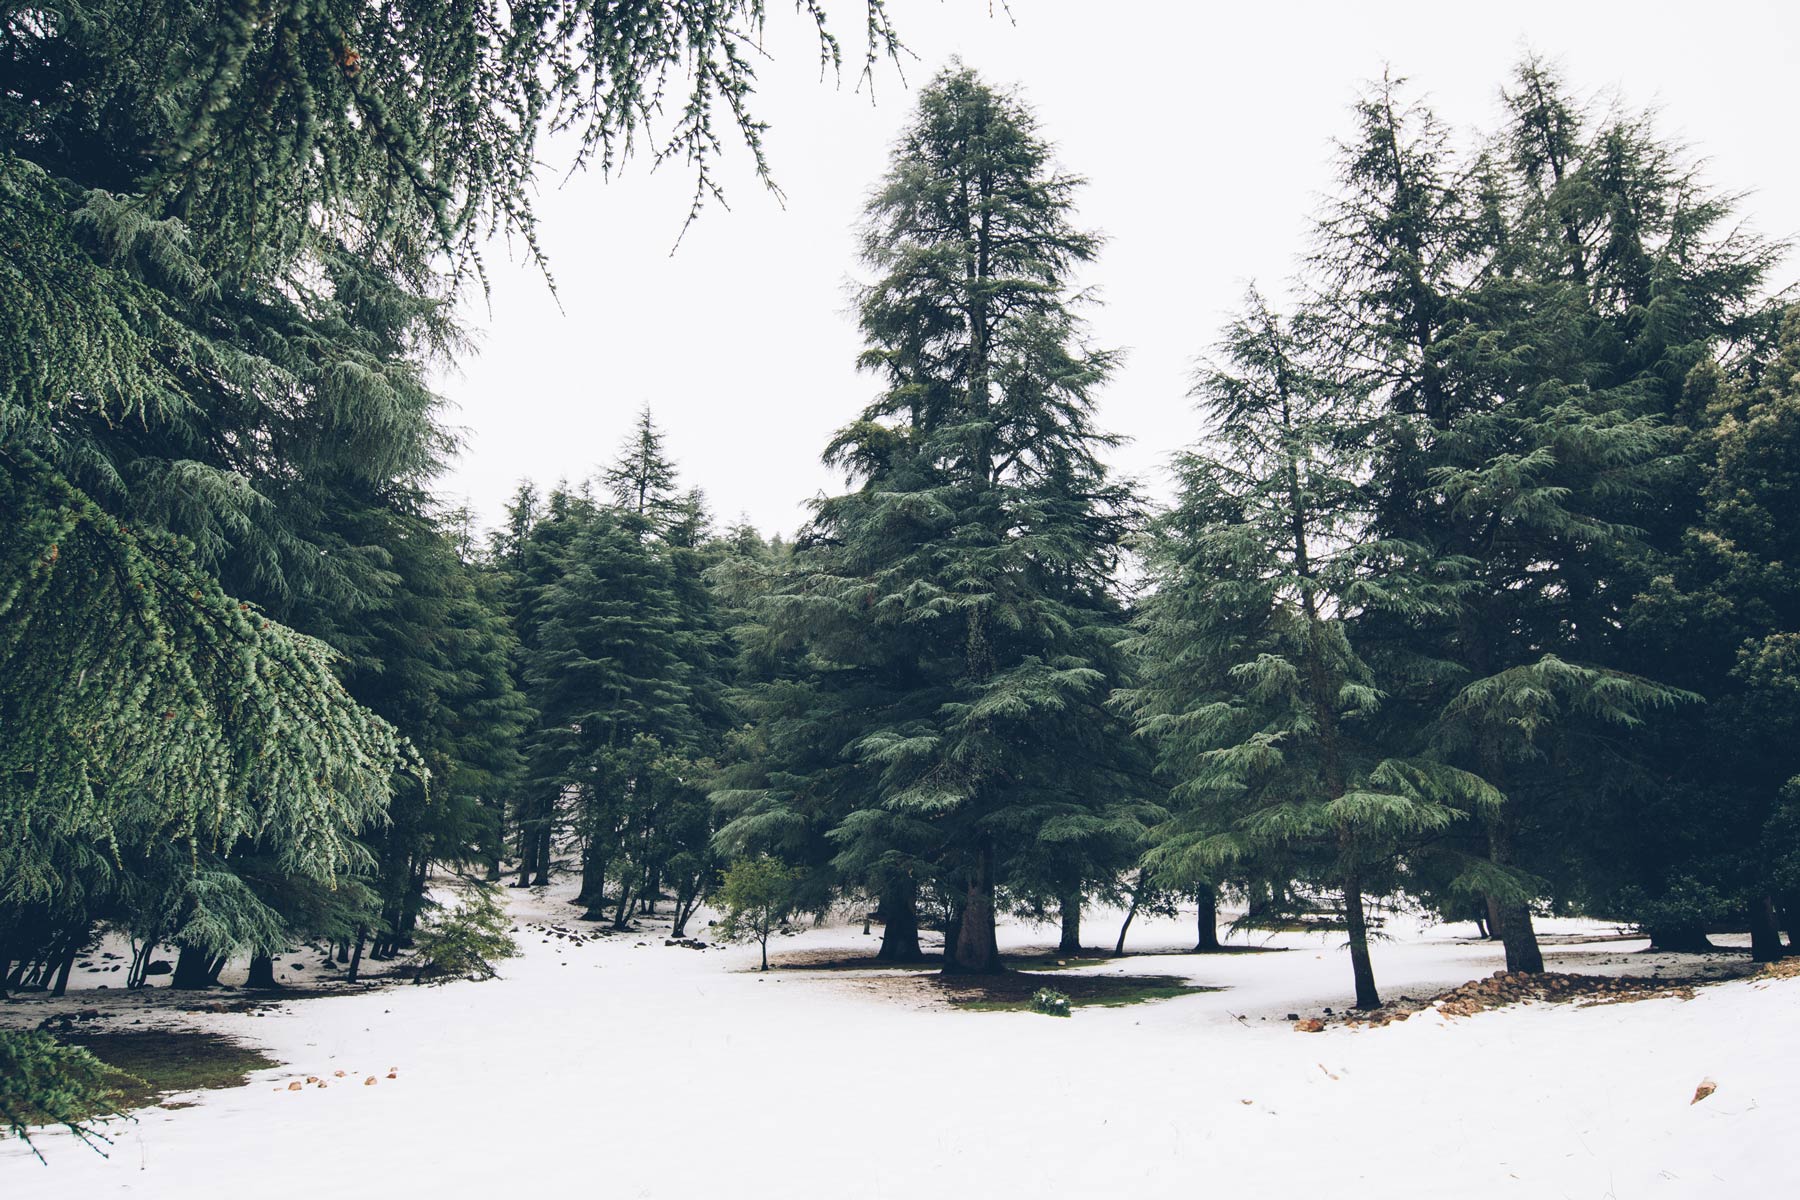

[409,885,519,984]
[1030,987,1073,1018]
[713,855,801,971]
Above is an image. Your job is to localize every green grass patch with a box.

[936,970,1217,1013]
[65,1031,279,1113]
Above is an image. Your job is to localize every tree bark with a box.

[50,941,78,998]
[1483,895,1503,940]
[346,926,368,983]
[1486,812,1545,973]
[875,879,924,963]
[170,943,219,989]
[1058,891,1083,954]
[245,953,280,989]
[1343,872,1382,1010]
[1113,881,1143,957]
[1194,887,1222,952]
[1749,896,1784,963]
[944,845,1001,974]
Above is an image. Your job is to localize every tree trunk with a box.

[1194,887,1222,952]
[1483,895,1503,940]
[1058,891,1083,954]
[50,941,78,998]
[1113,885,1143,958]
[170,943,218,989]
[611,874,637,931]
[245,953,280,989]
[1245,878,1273,925]
[515,796,540,888]
[530,820,552,887]
[1486,813,1545,972]
[346,927,368,983]
[944,845,1001,974]
[1343,872,1382,1010]
[875,879,924,963]
[1749,896,1784,963]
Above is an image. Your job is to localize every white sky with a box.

[435,0,1800,539]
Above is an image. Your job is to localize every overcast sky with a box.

[434,0,1800,539]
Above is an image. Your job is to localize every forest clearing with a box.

[5,3,1800,1195]
[4,883,1795,1198]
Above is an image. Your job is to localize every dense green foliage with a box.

[0,1030,127,1160]
[2,2,1797,1163]
[1,0,898,1151]
[717,67,1150,974]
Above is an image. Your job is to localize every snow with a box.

[4,885,1796,1199]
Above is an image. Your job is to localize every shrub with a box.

[1030,988,1073,1018]
[408,885,519,984]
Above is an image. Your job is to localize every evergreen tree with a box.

[1627,309,1800,957]
[738,67,1145,973]
[1121,292,1496,1009]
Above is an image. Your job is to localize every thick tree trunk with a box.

[1779,899,1799,952]
[1343,873,1382,1010]
[1749,896,1784,963]
[1058,891,1083,954]
[245,953,280,989]
[580,852,612,921]
[50,942,78,998]
[875,879,924,963]
[1483,895,1503,940]
[170,943,219,989]
[1486,813,1545,972]
[1194,887,1222,952]
[1493,899,1545,973]
[944,845,1001,974]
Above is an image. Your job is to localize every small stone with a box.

[364,1076,378,1086]
[1294,1018,1326,1033]
[287,1081,303,1091]
[1692,1078,1718,1105]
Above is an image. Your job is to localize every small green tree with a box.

[714,856,801,971]
[408,885,519,985]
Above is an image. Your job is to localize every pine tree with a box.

[1310,63,1741,970]
[1121,292,1496,1009]
[744,67,1144,973]
[1627,309,1800,957]
[605,408,682,529]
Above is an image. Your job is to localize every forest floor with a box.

[3,882,1796,1198]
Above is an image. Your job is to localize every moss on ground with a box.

[64,1031,278,1112]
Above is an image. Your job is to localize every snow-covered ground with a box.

[4,884,1796,1199]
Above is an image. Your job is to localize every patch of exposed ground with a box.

[1291,959,1766,1032]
